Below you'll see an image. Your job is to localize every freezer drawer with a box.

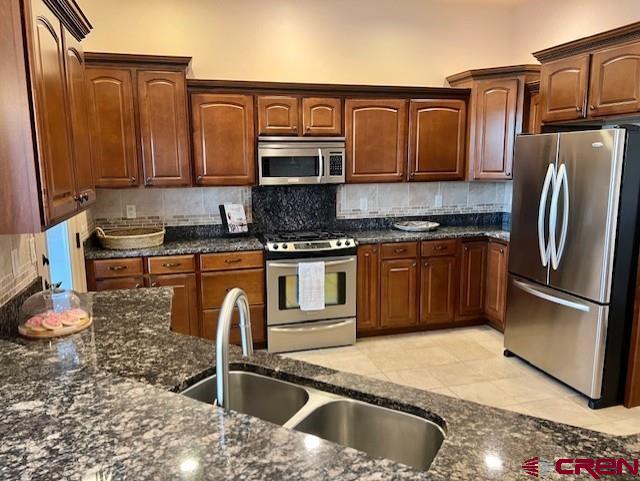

[504,276,608,399]
[267,318,356,353]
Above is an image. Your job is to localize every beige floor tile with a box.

[585,417,640,436]
[369,346,459,371]
[428,387,459,398]
[450,381,520,408]
[463,357,527,381]
[428,362,491,387]
[314,353,381,376]
[509,398,603,428]
[490,376,562,403]
[444,341,496,362]
[383,369,444,391]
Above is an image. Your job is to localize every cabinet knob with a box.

[306,126,310,131]
[135,283,142,288]
[151,282,158,287]
[291,125,297,130]
[73,194,81,202]
[499,248,504,254]
[82,193,89,202]
[506,172,511,177]
[576,106,581,112]
[130,177,136,184]
[424,262,429,267]
[196,175,204,184]
[589,105,595,111]
[145,177,152,185]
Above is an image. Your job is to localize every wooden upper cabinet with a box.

[524,82,541,134]
[420,255,457,324]
[408,99,466,181]
[458,241,487,320]
[345,98,407,183]
[28,0,77,223]
[258,95,299,135]
[63,30,95,206]
[302,97,342,136]
[589,42,640,117]
[540,55,590,122]
[472,79,518,180]
[86,67,139,188]
[191,93,256,186]
[137,70,191,186]
[356,245,380,332]
[485,240,509,329]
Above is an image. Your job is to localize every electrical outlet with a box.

[28,237,37,263]
[126,204,137,219]
[359,197,368,211]
[11,249,19,277]
[434,194,443,208]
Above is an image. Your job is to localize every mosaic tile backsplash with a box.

[0,234,39,308]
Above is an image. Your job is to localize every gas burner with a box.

[261,231,356,259]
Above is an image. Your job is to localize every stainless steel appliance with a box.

[505,128,640,408]
[258,137,345,185]
[264,231,357,353]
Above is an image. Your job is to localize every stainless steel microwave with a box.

[257,137,345,185]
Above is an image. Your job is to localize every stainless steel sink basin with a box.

[291,400,444,471]
[181,371,309,426]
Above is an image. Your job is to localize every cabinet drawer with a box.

[200,251,264,272]
[201,268,264,309]
[421,239,458,257]
[95,276,144,291]
[202,305,265,344]
[147,255,195,274]
[92,258,143,279]
[380,242,418,259]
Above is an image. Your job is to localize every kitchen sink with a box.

[181,371,309,426]
[291,400,444,471]
[181,369,444,471]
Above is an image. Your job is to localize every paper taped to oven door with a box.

[298,261,325,311]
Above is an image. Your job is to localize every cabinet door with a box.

[202,305,266,345]
[589,42,640,117]
[137,70,191,186]
[302,97,342,136]
[380,258,417,328]
[408,99,466,181]
[471,79,518,180]
[420,255,457,324]
[458,241,487,320]
[63,30,95,206]
[28,0,77,223]
[526,90,541,134]
[356,245,379,332]
[200,268,264,309]
[345,99,407,183]
[150,273,198,336]
[94,277,144,291]
[191,93,255,186]
[257,95,299,135]
[485,241,509,328]
[540,54,590,122]
[86,67,139,187]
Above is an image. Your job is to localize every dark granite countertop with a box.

[1,288,637,480]
[84,235,264,260]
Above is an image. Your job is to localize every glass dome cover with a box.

[20,287,91,335]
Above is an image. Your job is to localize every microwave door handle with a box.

[317,148,324,183]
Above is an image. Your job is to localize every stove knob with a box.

[345,240,351,246]
[273,244,279,250]
[283,243,288,249]
[336,240,342,246]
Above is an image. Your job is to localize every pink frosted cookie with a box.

[42,313,63,330]
[66,308,89,324]
[25,315,47,332]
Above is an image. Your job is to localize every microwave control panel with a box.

[329,153,343,176]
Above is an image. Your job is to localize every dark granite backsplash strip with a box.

[163,224,227,241]
[0,278,42,338]
[251,185,338,232]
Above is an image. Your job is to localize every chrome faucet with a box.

[215,288,253,410]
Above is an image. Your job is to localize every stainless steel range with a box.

[263,231,357,353]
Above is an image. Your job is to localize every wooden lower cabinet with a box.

[149,273,198,336]
[356,245,380,333]
[380,258,418,328]
[202,305,266,346]
[200,268,264,309]
[94,276,144,291]
[458,241,487,320]
[485,240,509,330]
[420,255,457,324]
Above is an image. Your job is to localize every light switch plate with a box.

[126,205,136,219]
[434,194,443,208]
[11,249,19,277]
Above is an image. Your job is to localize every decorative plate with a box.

[393,221,440,232]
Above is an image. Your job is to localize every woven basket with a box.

[95,226,165,250]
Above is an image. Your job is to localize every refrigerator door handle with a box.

[537,163,556,267]
[550,163,569,270]
[512,279,590,312]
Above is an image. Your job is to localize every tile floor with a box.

[283,326,640,436]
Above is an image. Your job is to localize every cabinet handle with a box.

[589,105,595,110]
[291,125,297,130]
[424,262,429,267]
[499,248,504,254]
[224,258,242,264]
[394,248,407,254]
[151,282,158,287]
[464,246,468,251]
[109,265,127,271]
[135,283,142,288]
[434,245,445,251]
[74,194,81,203]
[372,248,377,253]
[130,177,136,184]
[82,193,89,202]
[162,262,181,268]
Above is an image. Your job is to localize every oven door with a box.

[266,256,356,325]
[258,147,323,185]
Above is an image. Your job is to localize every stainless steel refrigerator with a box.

[504,128,640,408]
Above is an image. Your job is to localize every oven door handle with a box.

[270,319,353,333]
[268,258,355,269]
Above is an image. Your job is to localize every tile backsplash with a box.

[336,182,512,219]
[0,234,39,307]
[93,187,252,229]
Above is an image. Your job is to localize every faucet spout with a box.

[215,288,253,410]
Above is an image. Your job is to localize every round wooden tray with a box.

[18,316,93,339]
